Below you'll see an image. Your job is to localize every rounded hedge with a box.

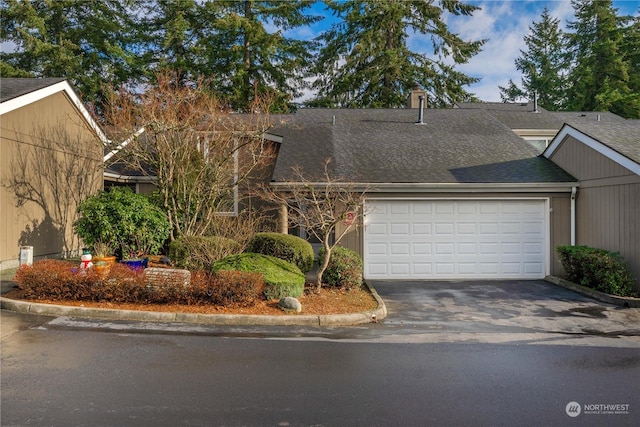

[556,245,636,297]
[246,232,315,273]
[169,235,241,271]
[74,187,170,257]
[212,253,305,299]
[319,246,363,289]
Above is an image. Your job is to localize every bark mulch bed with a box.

[3,284,379,316]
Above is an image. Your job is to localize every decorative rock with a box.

[278,296,302,313]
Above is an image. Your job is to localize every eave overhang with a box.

[269,182,577,193]
[103,171,157,184]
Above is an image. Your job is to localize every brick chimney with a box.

[406,85,427,109]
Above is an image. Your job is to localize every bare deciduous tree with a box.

[259,159,368,290]
[102,70,276,240]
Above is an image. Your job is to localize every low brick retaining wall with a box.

[145,267,191,289]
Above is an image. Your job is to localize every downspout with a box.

[570,186,577,245]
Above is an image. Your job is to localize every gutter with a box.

[269,182,578,193]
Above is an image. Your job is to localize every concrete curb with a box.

[544,275,640,308]
[0,282,387,327]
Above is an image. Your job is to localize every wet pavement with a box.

[368,279,640,346]
[6,279,637,348]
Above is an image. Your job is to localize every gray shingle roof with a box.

[553,111,628,126]
[456,102,563,130]
[0,78,67,103]
[567,121,640,165]
[270,108,576,184]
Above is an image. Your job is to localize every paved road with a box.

[1,280,639,426]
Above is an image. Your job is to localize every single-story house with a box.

[0,78,106,268]
[267,97,579,281]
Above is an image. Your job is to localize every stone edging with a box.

[0,282,387,327]
[544,275,640,308]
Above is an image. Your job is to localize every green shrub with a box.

[318,246,363,289]
[212,253,305,299]
[246,232,315,273]
[74,187,170,258]
[170,236,241,271]
[556,245,637,297]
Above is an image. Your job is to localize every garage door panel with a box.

[390,223,410,235]
[413,243,432,255]
[390,203,410,214]
[390,243,410,255]
[435,243,455,254]
[457,223,477,234]
[367,223,387,235]
[364,199,547,279]
[479,243,499,254]
[413,263,432,275]
[435,203,454,214]
[368,243,387,255]
[479,222,499,234]
[390,263,410,274]
[479,263,499,274]
[435,223,454,235]
[413,223,432,234]
[457,243,477,254]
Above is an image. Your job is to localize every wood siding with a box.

[550,134,640,287]
[549,135,633,180]
[1,92,104,267]
[576,181,640,284]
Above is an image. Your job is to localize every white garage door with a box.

[364,199,548,280]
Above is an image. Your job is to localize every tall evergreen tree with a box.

[619,12,640,118]
[137,0,214,85]
[0,0,140,107]
[499,8,567,110]
[309,0,485,108]
[206,0,320,112]
[564,0,636,117]
[140,0,319,112]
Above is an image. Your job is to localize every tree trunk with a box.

[316,235,332,291]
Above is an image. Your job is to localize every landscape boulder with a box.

[278,296,302,313]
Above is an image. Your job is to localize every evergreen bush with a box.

[556,245,637,297]
[246,232,314,272]
[212,253,305,299]
[74,187,170,258]
[318,246,363,289]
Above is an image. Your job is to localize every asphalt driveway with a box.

[370,280,640,343]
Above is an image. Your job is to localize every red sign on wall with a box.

[344,211,356,226]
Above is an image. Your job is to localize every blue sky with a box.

[292,0,640,103]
